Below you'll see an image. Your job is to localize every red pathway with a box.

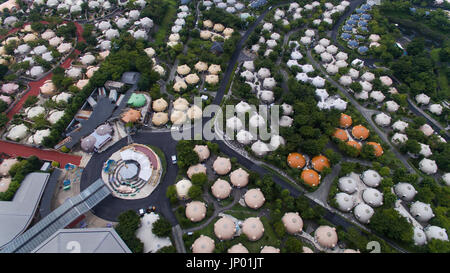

[2,22,85,165]
[6,22,84,119]
[0,140,82,166]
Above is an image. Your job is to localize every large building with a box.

[32,228,131,253]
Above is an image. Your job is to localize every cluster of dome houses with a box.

[176,145,352,253]
[202,0,247,15]
[340,3,375,54]
[173,61,221,92]
[95,8,154,43]
[239,61,277,104]
[31,0,146,18]
[0,23,75,79]
[0,158,19,195]
[334,170,448,246]
[225,100,290,157]
[334,113,384,157]
[200,19,235,43]
[167,5,191,48]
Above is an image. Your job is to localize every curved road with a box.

[80,2,409,253]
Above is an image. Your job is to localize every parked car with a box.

[171,155,177,164]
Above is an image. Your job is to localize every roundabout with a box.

[101,144,163,200]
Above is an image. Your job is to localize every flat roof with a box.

[0,172,50,248]
[32,228,131,253]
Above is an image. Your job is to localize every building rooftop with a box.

[0,172,50,248]
[32,228,131,253]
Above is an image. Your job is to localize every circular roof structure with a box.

[361,170,381,187]
[335,192,355,212]
[227,243,249,253]
[338,176,358,194]
[354,203,374,224]
[213,157,232,175]
[443,173,450,186]
[242,217,264,241]
[375,113,391,127]
[410,201,435,222]
[214,216,236,240]
[185,201,207,222]
[282,212,303,234]
[340,113,353,128]
[226,116,243,132]
[301,169,320,187]
[413,226,427,246]
[352,125,369,140]
[170,110,187,125]
[193,145,210,162]
[152,112,169,126]
[229,168,249,188]
[244,188,265,209]
[176,179,192,199]
[236,130,254,145]
[0,158,18,177]
[211,179,232,200]
[187,164,206,179]
[311,155,330,172]
[419,158,438,175]
[315,226,338,248]
[81,135,96,152]
[192,235,215,253]
[394,183,417,201]
[260,246,280,253]
[287,153,306,169]
[152,98,168,112]
[251,141,270,157]
[424,226,448,242]
[366,142,383,157]
[362,188,383,207]
[334,128,349,141]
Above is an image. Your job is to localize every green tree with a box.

[115,210,144,253]
[188,185,203,200]
[152,217,172,238]
[369,208,413,244]
[283,237,303,253]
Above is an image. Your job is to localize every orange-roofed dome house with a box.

[366,142,383,157]
[352,125,370,140]
[340,113,352,128]
[301,169,320,187]
[311,155,330,172]
[287,153,306,169]
[334,128,348,141]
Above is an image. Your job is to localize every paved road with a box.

[78,2,409,253]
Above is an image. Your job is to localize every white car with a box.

[171,155,177,164]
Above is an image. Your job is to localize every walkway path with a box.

[0,140,81,166]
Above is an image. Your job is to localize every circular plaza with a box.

[101,144,163,199]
